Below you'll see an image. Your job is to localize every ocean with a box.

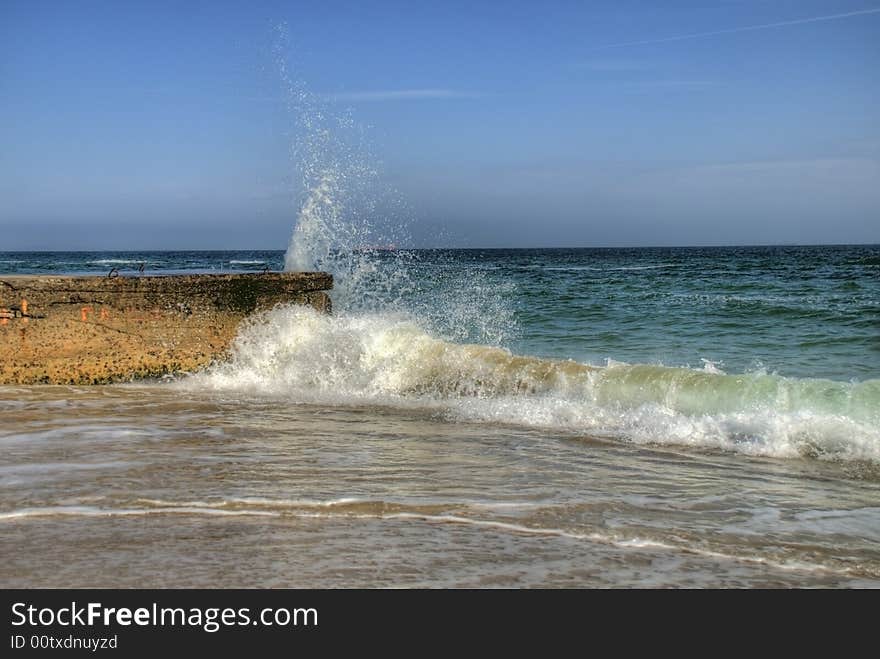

[1,245,878,587]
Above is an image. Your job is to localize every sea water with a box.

[1,245,878,587]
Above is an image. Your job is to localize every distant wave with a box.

[544,263,678,272]
[86,259,150,266]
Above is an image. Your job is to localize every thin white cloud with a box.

[596,7,880,49]
[577,58,653,71]
[623,79,718,89]
[327,89,478,102]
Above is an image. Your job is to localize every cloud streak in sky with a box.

[596,7,880,49]
[327,89,477,102]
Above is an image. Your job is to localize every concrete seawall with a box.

[0,272,332,384]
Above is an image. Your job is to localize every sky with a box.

[1,0,879,249]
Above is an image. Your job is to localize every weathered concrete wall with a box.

[0,272,332,384]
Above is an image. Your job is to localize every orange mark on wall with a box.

[100,308,110,320]
[21,299,28,315]
[81,306,93,322]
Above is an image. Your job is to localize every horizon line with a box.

[2,242,878,253]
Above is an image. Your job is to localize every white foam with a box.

[0,506,277,520]
[2,499,866,576]
[287,509,853,576]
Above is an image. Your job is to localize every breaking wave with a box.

[192,305,880,464]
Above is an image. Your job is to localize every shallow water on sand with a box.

[2,385,878,587]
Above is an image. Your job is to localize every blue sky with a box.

[2,0,878,249]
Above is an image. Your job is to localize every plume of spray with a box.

[275,25,406,310]
[273,26,516,345]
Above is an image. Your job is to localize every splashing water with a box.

[272,25,400,307]
[284,170,341,273]
[274,32,515,344]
